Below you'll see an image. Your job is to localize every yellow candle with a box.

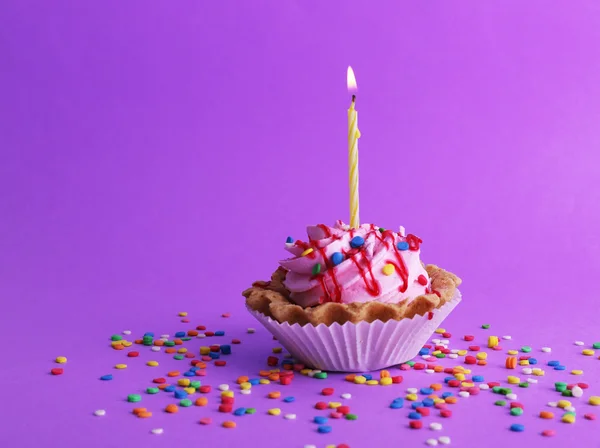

[347,66,361,228]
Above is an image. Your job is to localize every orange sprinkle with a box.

[477,360,487,366]
[134,339,143,344]
[345,374,356,382]
[445,396,458,404]
[433,365,444,373]
[222,420,236,428]
[540,411,554,419]
[268,391,281,399]
[283,364,293,370]
[259,370,271,377]
[165,348,176,354]
[154,340,164,346]
[137,411,152,418]
[112,344,124,350]
[188,330,199,336]
[380,370,390,378]
[167,371,180,377]
[196,362,207,369]
[430,383,443,391]
[268,374,280,381]
[237,376,249,384]
[505,356,517,369]
[174,339,183,345]
[158,384,169,390]
[132,407,147,415]
[195,397,208,406]
[165,404,179,413]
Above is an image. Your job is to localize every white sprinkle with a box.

[218,384,230,391]
[522,368,533,375]
[94,409,106,416]
[548,401,558,407]
[425,369,435,374]
[122,330,131,335]
[151,428,163,435]
[421,355,432,360]
[160,337,169,342]
[440,339,450,345]
[541,347,551,353]
[565,406,576,412]
[407,388,418,394]
[305,445,318,448]
[450,349,459,354]
[479,384,490,390]
[399,226,406,236]
[506,393,517,400]
[432,339,441,344]
[151,346,161,352]
[247,328,256,334]
[430,422,443,431]
[197,334,206,338]
[572,386,583,398]
[284,413,296,420]
[160,334,169,339]
[426,439,439,446]
[458,391,470,398]
[240,389,251,395]
[341,393,352,399]
[527,378,538,384]
[502,335,512,340]
[575,341,585,346]
[448,354,458,359]
[438,436,451,445]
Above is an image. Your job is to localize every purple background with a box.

[2,1,600,447]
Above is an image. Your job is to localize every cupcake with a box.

[243,220,461,372]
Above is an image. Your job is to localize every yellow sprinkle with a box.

[272,347,282,354]
[488,336,499,348]
[557,400,571,409]
[55,356,67,364]
[122,340,132,347]
[476,352,488,360]
[432,350,441,356]
[561,414,576,424]
[329,402,342,408]
[571,369,584,375]
[454,373,465,381]
[184,387,195,395]
[221,390,234,397]
[533,369,545,376]
[270,369,280,373]
[507,376,520,384]
[382,263,395,276]
[434,398,445,404]
[366,380,379,385]
[463,369,472,374]
[115,364,127,369]
[146,361,159,367]
[300,369,312,375]
[178,311,188,316]
[588,396,600,406]
[380,370,390,378]
[406,393,418,401]
[177,348,187,354]
[111,341,123,347]
[457,350,468,356]
[435,328,446,334]
[507,350,518,355]
[380,377,393,386]
[178,379,191,386]
[240,382,252,390]
[354,376,366,384]
[326,445,337,448]
[454,365,466,372]
[259,379,270,385]
[582,349,595,356]
[461,382,475,388]
[519,360,530,366]
[268,408,281,416]
[200,346,210,355]
[300,248,314,257]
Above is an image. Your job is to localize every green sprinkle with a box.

[165,341,176,347]
[564,411,576,416]
[510,407,524,416]
[146,387,160,394]
[562,390,573,397]
[180,399,193,407]
[127,394,141,403]
[190,381,201,389]
[379,227,386,233]
[407,361,416,367]
[492,387,502,394]
[482,324,490,329]
[593,342,600,349]
[312,263,322,276]
[181,337,192,341]
[345,413,358,420]
[111,335,123,341]
[518,382,530,388]
[500,388,512,395]
[314,372,328,379]
[435,353,446,359]
[174,354,184,360]
[521,346,532,353]
[555,382,567,392]
[494,400,506,406]
[246,408,256,414]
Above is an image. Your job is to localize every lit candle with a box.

[347,66,361,229]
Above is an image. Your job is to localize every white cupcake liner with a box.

[247,289,461,372]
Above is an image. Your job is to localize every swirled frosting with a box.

[280,221,431,308]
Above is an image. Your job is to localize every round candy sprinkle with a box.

[426,440,439,446]
[301,248,314,257]
[542,429,556,437]
[314,416,328,424]
[100,374,113,381]
[151,428,163,435]
[94,409,106,416]
[115,364,127,369]
[341,393,351,399]
[199,417,211,425]
[127,394,141,403]
[312,263,321,275]
[510,423,525,432]
[350,236,364,248]
[286,236,294,243]
[55,356,67,364]
[285,413,296,420]
[574,341,584,346]
[268,408,281,416]
[222,421,236,429]
[593,342,600,349]
[318,425,332,433]
[430,422,443,430]
[397,241,409,251]
[438,436,451,445]
[588,396,600,406]
[331,252,344,266]
[382,264,395,276]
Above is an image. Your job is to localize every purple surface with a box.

[2,1,600,447]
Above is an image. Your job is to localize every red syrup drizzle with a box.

[427,312,434,320]
[406,234,422,251]
[347,248,381,297]
[314,245,343,303]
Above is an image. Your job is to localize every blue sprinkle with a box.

[420,387,434,395]
[397,241,409,251]
[510,423,525,432]
[174,390,188,399]
[249,379,260,385]
[350,236,365,248]
[554,365,566,371]
[422,398,435,407]
[190,367,199,372]
[444,376,454,383]
[183,371,195,377]
[220,345,232,355]
[283,397,296,403]
[215,331,225,336]
[548,360,560,367]
[411,402,424,409]
[314,416,328,424]
[419,348,430,356]
[528,358,538,365]
[286,236,294,243]
[441,392,453,399]
[472,375,485,382]
[209,352,220,359]
[331,252,344,266]
[318,425,332,434]
[144,332,154,337]
[164,385,176,392]
[100,374,113,381]
[390,401,404,409]
[175,331,186,338]
[234,407,247,416]
[408,412,422,420]
[363,374,372,381]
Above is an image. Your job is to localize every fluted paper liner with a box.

[247,289,461,372]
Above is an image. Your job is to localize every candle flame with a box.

[347,66,357,93]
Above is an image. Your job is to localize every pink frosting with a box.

[280,221,431,308]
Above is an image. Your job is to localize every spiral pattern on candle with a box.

[348,106,360,229]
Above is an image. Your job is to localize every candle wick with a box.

[352,94,356,103]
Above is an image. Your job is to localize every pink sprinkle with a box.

[330,412,343,419]
[584,413,596,420]
[181,319,190,323]
[542,429,556,437]
[222,313,231,318]
[399,364,411,371]
[199,417,212,425]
